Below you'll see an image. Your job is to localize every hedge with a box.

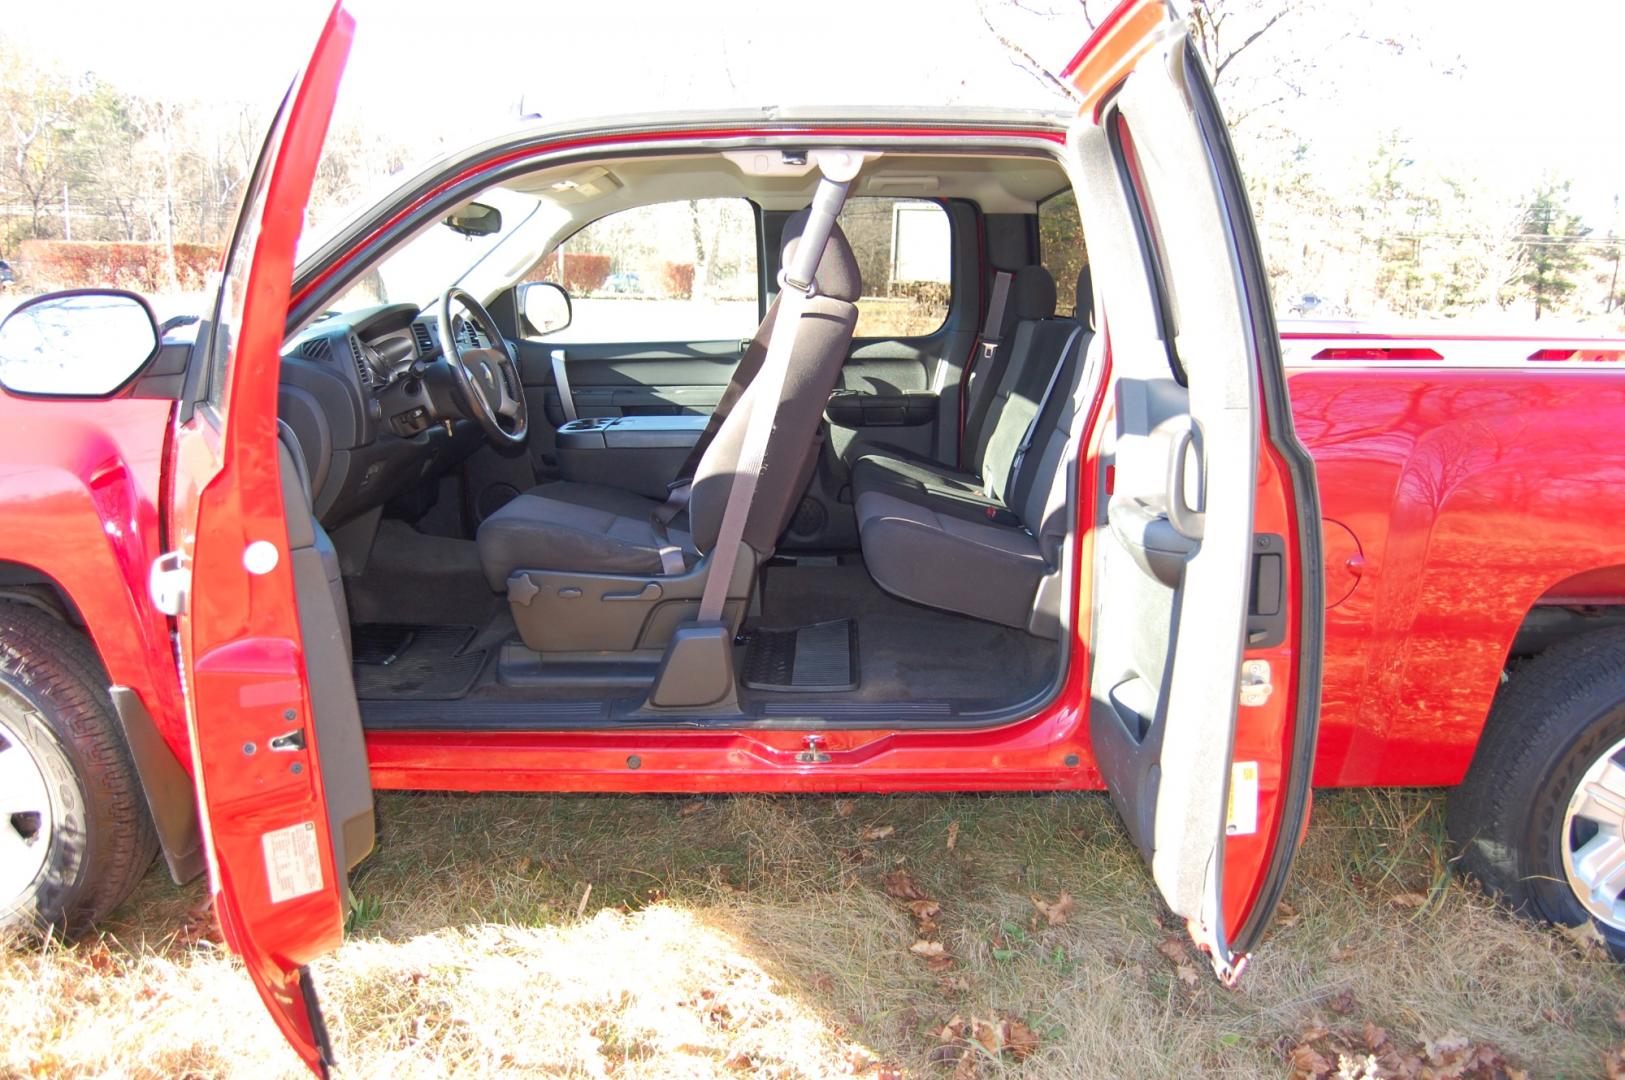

[14,240,222,292]
[525,251,611,294]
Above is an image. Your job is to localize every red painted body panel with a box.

[3,142,1625,814]
[0,396,187,753]
[1291,366,1625,787]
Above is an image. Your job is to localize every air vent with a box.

[460,321,482,349]
[348,335,370,386]
[299,337,331,362]
[412,322,434,355]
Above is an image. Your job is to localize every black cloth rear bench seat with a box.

[853,266,1096,635]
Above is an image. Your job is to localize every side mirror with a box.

[443,201,503,238]
[518,281,572,337]
[0,289,159,397]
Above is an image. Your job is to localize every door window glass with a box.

[839,197,951,337]
[530,198,759,343]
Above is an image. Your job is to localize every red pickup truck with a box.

[0,2,1621,1073]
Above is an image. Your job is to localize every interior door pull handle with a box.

[1167,426,1205,541]
[550,348,578,421]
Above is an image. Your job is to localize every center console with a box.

[555,414,707,499]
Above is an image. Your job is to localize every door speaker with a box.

[789,496,827,539]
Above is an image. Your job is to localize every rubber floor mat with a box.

[741,618,859,692]
[351,624,488,700]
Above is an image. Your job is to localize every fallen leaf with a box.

[1388,891,1429,909]
[883,868,927,902]
[1362,1021,1388,1051]
[953,1052,980,1080]
[861,824,896,841]
[938,1015,966,1042]
[1289,1042,1332,1079]
[1004,1018,1040,1060]
[678,799,708,817]
[1156,937,1188,963]
[1557,919,1608,956]
[1328,988,1357,1015]
[1032,892,1076,927]
[1175,963,1201,986]
[925,954,956,972]
[834,799,856,818]
[875,1067,905,1080]
[971,1018,1001,1055]
[945,820,960,850]
[908,899,941,921]
[1605,1044,1625,1080]
[723,1050,754,1070]
[811,973,834,993]
[1422,1032,1470,1069]
[910,939,945,958]
[841,1044,873,1074]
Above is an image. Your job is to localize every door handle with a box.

[1166,426,1205,541]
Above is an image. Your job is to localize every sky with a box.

[2,0,1621,227]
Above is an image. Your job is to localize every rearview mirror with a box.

[0,289,159,397]
[518,281,572,337]
[443,201,503,237]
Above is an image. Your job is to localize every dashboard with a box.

[277,302,490,528]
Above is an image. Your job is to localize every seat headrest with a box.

[781,208,862,303]
[1011,266,1056,321]
[1075,264,1094,330]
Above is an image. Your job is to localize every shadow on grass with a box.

[8,789,1624,1078]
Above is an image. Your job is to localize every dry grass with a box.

[4,789,1624,1079]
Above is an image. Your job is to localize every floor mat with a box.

[352,624,488,700]
[741,618,859,692]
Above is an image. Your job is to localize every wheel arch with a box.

[0,560,204,885]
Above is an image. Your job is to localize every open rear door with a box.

[1049,0,1323,980]
[155,5,366,1075]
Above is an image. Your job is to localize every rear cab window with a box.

[838,197,951,338]
[1038,189,1087,320]
[531,197,760,343]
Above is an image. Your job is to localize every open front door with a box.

[1050,0,1323,980]
[157,5,367,1075]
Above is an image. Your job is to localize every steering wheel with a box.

[437,287,528,446]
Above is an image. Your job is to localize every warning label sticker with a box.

[262,821,324,903]
[1225,761,1260,836]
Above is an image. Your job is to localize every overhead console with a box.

[555,415,706,500]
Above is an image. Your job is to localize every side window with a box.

[530,198,759,343]
[1038,189,1087,319]
[838,197,951,338]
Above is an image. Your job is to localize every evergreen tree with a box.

[1509,180,1591,320]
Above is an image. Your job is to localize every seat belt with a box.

[1002,323,1085,500]
[695,166,856,622]
[658,293,781,513]
[958,270,1012,469]
[973,270,1013,376]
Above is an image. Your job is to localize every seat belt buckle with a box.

[983,505,1022,528]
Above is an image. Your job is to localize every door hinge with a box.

[1238,659,1272,707]
[148,551,192,617]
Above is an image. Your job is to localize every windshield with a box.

[319,187,544,316]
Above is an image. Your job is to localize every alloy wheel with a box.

[0,716,53,908]
[1563,734,1625,931]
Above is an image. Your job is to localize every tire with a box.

[1447,626,1625,957]
[0,605,157,935]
